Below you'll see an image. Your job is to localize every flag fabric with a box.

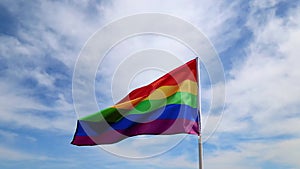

[71,58,199,145]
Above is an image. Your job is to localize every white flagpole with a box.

[196,57,203,169]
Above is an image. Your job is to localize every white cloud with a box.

[221,2,300,135]
[206,138,300,169]
[251,0,284,9]
[0,1,93,132]
[106,151,197,169]
[0,129,37,144]
[0,81,75,132]
[204,2,300,168]
[100,0,241,54]
[1,0,299,168]
[101,134,191,158]
[0,146,49,161]
[0,129,18,142]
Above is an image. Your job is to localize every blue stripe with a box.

[76,104,198,136]
[111,104,198,129]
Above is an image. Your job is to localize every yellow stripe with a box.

[112,97,143,109]
[112,80,197,109]
[146,80,197,100]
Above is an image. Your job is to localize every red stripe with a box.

[118,59,197,104]
[71,119,199,145]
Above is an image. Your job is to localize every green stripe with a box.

[80,92,197,122]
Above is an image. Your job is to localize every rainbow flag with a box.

[71,58,199,145]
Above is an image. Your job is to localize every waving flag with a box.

[71,58,199,145]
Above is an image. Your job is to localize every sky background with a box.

[0,0,300,169]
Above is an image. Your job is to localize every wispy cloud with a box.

[0,0,96,133]
[0,0,299,168]
[221,0,300,135]
[205,1,300,168]
[0,146,49,161]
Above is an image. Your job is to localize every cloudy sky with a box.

[0,0,300,169]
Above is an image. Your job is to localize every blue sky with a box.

[0,0,300,169]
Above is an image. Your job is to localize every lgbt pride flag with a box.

[71,58,200,145]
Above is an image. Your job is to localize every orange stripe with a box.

[112,97,143,109]
[112,80,197,109]
[145,80,197,100]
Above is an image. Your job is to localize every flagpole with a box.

[196,57,203,169]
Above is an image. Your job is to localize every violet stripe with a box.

[71,119,199,145]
